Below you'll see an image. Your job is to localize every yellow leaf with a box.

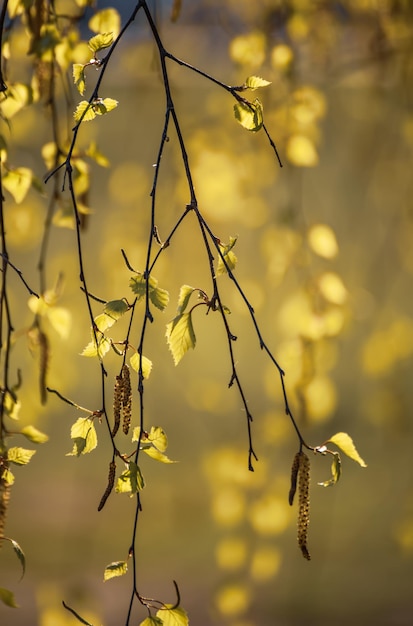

[3,167,32,203]
[327,432,367,467]
[166,313,196,365]
[73,100,96,122]
[103,560,127,581]
[286,134,318,167]
[234,98,263,132]
[89,9,121,38]
[73,63,86,95]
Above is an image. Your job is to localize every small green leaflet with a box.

[327,432,367,467]
[82,300,128,358]
[73,63,86,95]
[88,32,113,53]
[234,98,264,132]
[166,312,196,365]
[67,417,97,456]
[140,617,163,626]
[130,352,153,379]
[104,560,127,581]
[129,274,170,311]
[245,75,271,90]
[176,285,197,315]
[0,587,18,608]
[147,426,168,452]
[132,426,175,462]
[318,452,342,487]
[20,425,49,444]
[115,462,145,494]
[89,9,121,38]
[104,298,129,319]
[156,605,189,626]
[142,446,176,464]
[1,468,15,486]
[81,334,111,358]
[7,447,36,466]
[73,98,118,123]
[217,236,238,275]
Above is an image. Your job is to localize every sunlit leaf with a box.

[327,432,367,467]
[11,539,25,578]
[67,417,97,456]
[217,236,238,275]
[0,587,18,608]
[150,286,170,311]
[47,306,72,339]
[7,447,36,466]
[166,312,196,365]
[156,605,189,626]
[176,285,197,315]
[103,560,127,581]
[0,83,33,118]
[3,391,21,420]
[233,98,263,132]
[318,452,341,487]
[142,446,176,464]
[3,167,33,203]
[73,100,96,122]
[73,63,86,95]
[20,425,49,444]
[81,335,111,358]
[89,9,121,38]
[93,97,118,116]
[130,274,169,311]
[115,462,144,494]
[140,617,163,626]
[148,426,168,452]
[1,468,14,486]
[245,76,271,90]
[88,32,114,53]
[129,352,153,379]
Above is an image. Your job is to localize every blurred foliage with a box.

[1,0,413,625]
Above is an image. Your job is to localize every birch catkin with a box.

[121,364,132,435]
[297,451,311,560]
[112,374,123,437]
[288,451,301,506]
[98,460,116,512]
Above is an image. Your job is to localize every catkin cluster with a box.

[297,451,311,560]
[0,475,11,541]
[111,364,132,437]
[98,460,116,512]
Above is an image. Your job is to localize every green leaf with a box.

[103,560,127,581]
[129,274,169,311]
[130,352,153,379]
[88,32,113,53]
[81,335,111,358]
[318,452,342,487]
[156,606,189,626]
[115,462,144,494]
[140,617,163,626]
[234,98,264,132]
[327,432,367,467]
[3,167,33,203]
[142,446,176,464]
[94,313,117,332]
[104,299,129,319]
[245,75,271,90]
[166,313,196,365]
[1,468,15,486]
[150,286,170,311]
[0,587,18,608]
[217,236,238,275]
[11,539,25,578]
[176,285,197,315]
[7,447,36,466]
[67,417,97,456]
[148,426,168,452]
[73,100,96,123]
[20,425,49,444]
[93,97,118,116]
[89,9,121,37]
[73,63,86,95]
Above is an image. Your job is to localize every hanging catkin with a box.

[98,460,116,512]
[297,451,311,560]
[121,364,132,435]
[0,475,11,541]
[112,374,123,437]
[288,451,301,506]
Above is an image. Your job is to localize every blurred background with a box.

[1,0,413,624]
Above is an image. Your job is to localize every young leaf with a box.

[327,432,367,467]
[166,312,196,365]
[104,299,129,320]
[1,468,15,486]
[217,236,238,275]
[245,75,271,90]
[150,286,170,311]
[156,605,189,626]
[129,274,169,311]
[73,63,86,95]
[140,617,163,626]
[81,335,111,358]
[7,447,36,466]
[176,285,197,315]
[11,539,25,578]
[148,426,168,452]
[115,462,145,494]
[73,101,96,123]
[103,560,127,581]
[93,97,118,116]
[0,587,18,608]
[142,446,176,464]
[129,352,153,379]
[89,9,121,37]
[318,452,342,487]
[88,32,113,53]
[3,167,33,203]
[234,98,263,132]
[20,425,49,444]
[67,417,97,456]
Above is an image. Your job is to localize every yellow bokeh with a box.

[303,375,337,423]
[271,44,294,71]
[308,223,339,259]
[248,495,291,535]
[204,447,267,489]
[229,31,266,67]
[261,226,302,285]
[362,317,413,377]
[286,134,319,167]
[211,487,246,527]
[318,272,348,305]
[215,537,248,571]
[215,583,251,617]
[250,545,282,581]
[5,198,44,250]
[108,161,149,205]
